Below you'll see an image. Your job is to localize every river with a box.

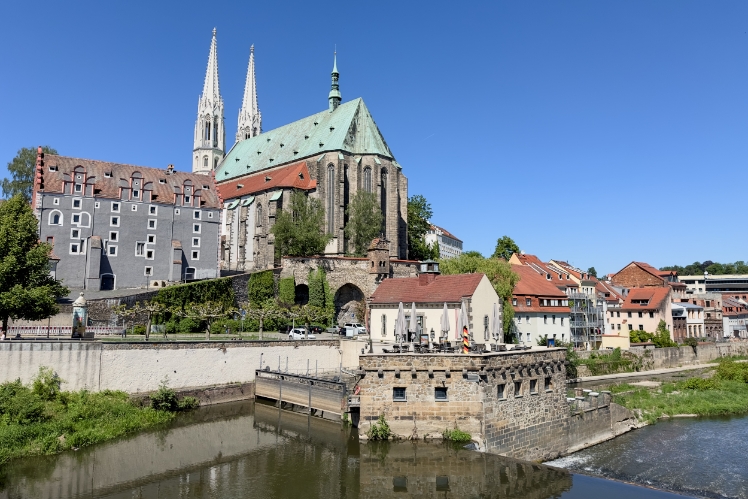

[0,400,696,499]
[546,415,748,499]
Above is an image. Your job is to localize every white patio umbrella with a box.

[440,303,450,344]
[491,301,502,346]
[395,302,407,349]
[409,302,418,345]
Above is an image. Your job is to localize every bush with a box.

[0,379,46,425]
[177,318,202,334]
[210,318,242,335]
[682,337,698,348]
[132,325,146,335]
[367,414,391,441]
[278,277,296,306]
[715,360,748,383]
[442,427,472,443]
[32,367,62,401]
[248,271,275,307]
[150,381,200,412]
[155,278,236,310]
[679,377,719,390]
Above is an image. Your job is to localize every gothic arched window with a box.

[363,167,372,193]
[205,121,211,142]
[203,156,208,168]
[380,168,388,232]
[214,158,218,170]
[327,165,335,234]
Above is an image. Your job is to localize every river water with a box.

[0,401,696,499]
[546,415,748,499]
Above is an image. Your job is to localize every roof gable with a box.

[217,98,393,182]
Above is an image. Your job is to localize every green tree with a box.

[307,267,334,325]
[407,195,437,261]
[491,236,519,261]
[243,299,283,340]
[345,190,383,256]
[0,195,68,333]
[652,320,677,348]
[173,301,236,340]
[271,190,331,258]
[439,253,520,336]
[587,267,597,278]
[3,146,58,201]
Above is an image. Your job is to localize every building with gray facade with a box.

[31,150,221,291]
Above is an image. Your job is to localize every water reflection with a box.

[0,401,692,499]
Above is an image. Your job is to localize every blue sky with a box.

[2,1,747,275]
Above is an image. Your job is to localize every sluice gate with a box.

[254,369,359,422]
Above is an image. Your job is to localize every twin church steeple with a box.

[192,29,339,174]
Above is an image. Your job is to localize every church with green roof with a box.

[194,30,408,271]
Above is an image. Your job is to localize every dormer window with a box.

[104,172,112,178]
[159,179,165,184]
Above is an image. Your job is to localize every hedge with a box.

[248,270,275,307]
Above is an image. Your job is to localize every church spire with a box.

[237,44,262,142]
[193,28,226,175]
[328,51,341,111]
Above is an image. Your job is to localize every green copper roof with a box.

[218,98,394,182]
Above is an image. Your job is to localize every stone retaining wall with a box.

[0,339,355,393]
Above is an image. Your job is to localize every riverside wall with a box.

[575,340,748,376]
[358,349,632,461]
[0,339,362,394]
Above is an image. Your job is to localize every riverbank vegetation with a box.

[0,368,196,464]
[612,360,748,424]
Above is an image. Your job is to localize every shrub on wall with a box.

[248,271,275,307]
[307,267,334,325]
[155,278,236,311]
[278,277,296,306]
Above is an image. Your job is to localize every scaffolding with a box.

[569,293,604,348]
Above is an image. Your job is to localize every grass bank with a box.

[611,360,748,424]
[0,368,196,464]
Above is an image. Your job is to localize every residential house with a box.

[368,262,501,348]
[675,293,723,338]
[424,224,463,259]
[722,296,748,339]
[548,260,607,341]
[508,253,579,295]
[608,287,673,336]
[31,149,221,290]
[671,305,687,341]
[510,265,571,346]
[671,302,704,339]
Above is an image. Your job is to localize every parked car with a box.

[288,328,316,340]
[345,323,368,335]
[308,325,324,334]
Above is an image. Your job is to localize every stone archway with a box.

[295,284,309,306]
[334,283,365,325]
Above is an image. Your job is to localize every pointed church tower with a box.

[237,45,262,142]
[328,52,341,112]
[193,28,226,175]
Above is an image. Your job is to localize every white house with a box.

[368,262,500,347]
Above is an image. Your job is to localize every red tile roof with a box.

[632,262,669,283]
[369,273,486,304]
[596,281,623,302]
[512,265,569,298]
[38,155,221,208]
[512,254,577,290]
[217,161,317,200]
[620,287,671,311]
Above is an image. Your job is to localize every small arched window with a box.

[49,210,63,226]
[203,156,208,168]
[256,203,263,226]
[214,158,218,170]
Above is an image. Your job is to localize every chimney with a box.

[419,272,437,286]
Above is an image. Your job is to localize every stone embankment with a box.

[573,341,748,378]
[0,339,361,397]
